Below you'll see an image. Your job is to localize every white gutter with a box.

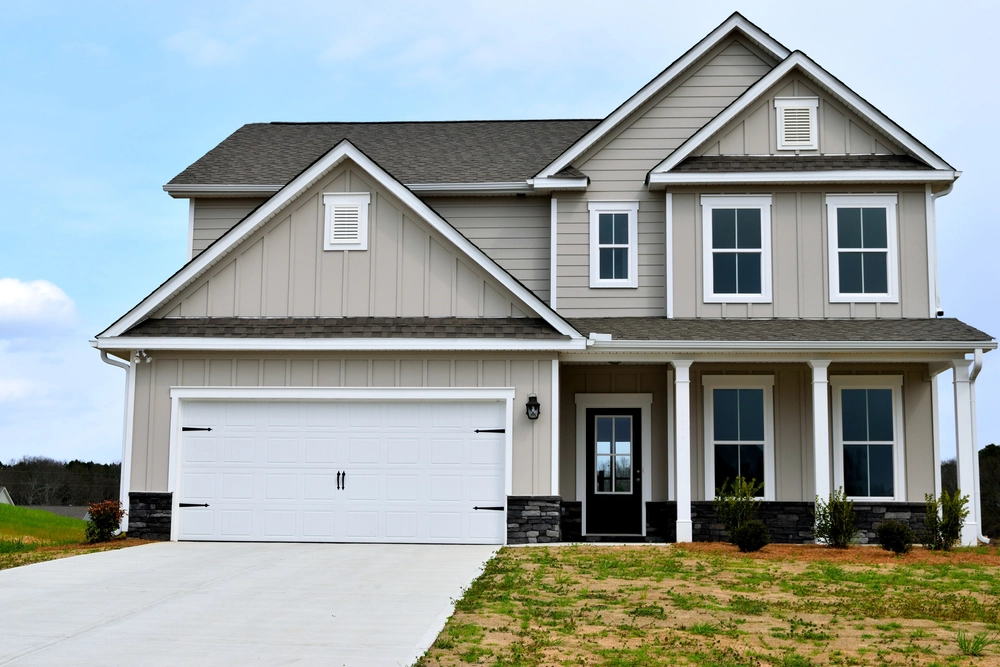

[586,339,997,353]
[99,351,135,531]
[163,184,284,197]
[527,177,589,191]
[928,181,956,316]
[94,336,588,352]
[648,170,958,187]
[167,181,537,198]
[969,348,988,543]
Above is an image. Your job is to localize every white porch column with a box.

[952,360,980,546]
[673,360,693,542]
[808,361,832,503]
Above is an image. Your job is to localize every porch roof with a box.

[565,317,993,344]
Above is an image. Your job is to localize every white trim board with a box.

[574,393,653,537]
[648,52,953,180]
[99,140,583,341]
[533,13,789,180]
[648,170,957,187]
[94,336,586,352]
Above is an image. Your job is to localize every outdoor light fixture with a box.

[525,393,540,420]
[133,350,152,364]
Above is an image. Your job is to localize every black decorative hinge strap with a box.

[474,428,505,433]
[182,427,213,432]
[179,503,209,508]
[473,506,505,511]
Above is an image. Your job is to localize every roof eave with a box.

[587,339,997,353]
[647,169,958,188]
[94,336,587,352]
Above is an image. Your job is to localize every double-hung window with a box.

[703,375,775,500]
[826,195,899,303]
[589,201,639,288]
[831,376,905,501]
[701,195,772,303]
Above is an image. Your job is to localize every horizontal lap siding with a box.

[191,198,268,256]
[130,353,556,498]
[670,185,929,318]
[557,38,773,317]
[423,196,551,303]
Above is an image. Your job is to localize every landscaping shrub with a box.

[875,519,914,554]
[814,488,857,548]
[924,489,970,550]
[85,500,125,543]
[731,519,770,553]
[713,477,764,537]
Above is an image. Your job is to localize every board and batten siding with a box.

[669,185,929,318]
[128,353,556,497]
[191,198,269,258]
[157,161,533,319]
[423,196,551,303]
[697,75,904,156]
[556,37,776,317]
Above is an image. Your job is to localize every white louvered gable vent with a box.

[323,192,371,251]
[774,97,819,151]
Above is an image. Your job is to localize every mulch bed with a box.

[681,540,1000,565]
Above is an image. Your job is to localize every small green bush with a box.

[814,488,857,548]
[875,519,914,554]
[924,489,970,550]
[85,500,125,543]
[731,519,770,553]
[713,476,764,536]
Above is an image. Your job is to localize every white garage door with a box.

[174,399,507,544]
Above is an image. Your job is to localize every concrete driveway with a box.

[0,542,496,666]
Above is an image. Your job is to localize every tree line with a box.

[0,457,120,506]
[941,443,999,539]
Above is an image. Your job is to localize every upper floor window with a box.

[589,201,638,288]
[831,375,905,501]
[774,97,818,150]
[826,195,899,303]
[701,195,772,303]
[323,192,371,251]
[703,375,775,501]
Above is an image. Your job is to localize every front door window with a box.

[585,408,642,535]
[595,416,632,493]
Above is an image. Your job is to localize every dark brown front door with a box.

[585,408,642,535]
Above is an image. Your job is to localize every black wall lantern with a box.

[525,393,541,420]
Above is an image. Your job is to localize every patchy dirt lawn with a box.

[417,543,1000,667]
[0,538,153,571]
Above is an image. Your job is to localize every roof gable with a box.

[100,141,582,340]
[649,52,955,183]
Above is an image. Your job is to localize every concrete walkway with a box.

[0,542,496,666]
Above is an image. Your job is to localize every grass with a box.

[0,505,144,570]
[416,543,1000,666]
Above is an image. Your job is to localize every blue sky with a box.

[0,1,997,464]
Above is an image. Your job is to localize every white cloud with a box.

[0,378,35,402]
[0,278,77,339]
[164,29,239,65]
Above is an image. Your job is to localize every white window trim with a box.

[831,375,906,502]
[323,192,371,251]
[701,195,773,304]
[826,194,899,303]
[702,375,775,501]
[588,201,639,289]
[774,97,819,151]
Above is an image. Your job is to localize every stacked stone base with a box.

[128,492,172,540]
[506,496,561,544]
[852,502,926,544]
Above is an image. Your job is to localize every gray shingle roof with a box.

[672,155,932,172]
[566,318,992,342]
[167,120,600,187]
[123,317,568,339]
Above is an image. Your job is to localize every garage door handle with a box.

[179,503,209,508]
[473,506,504,511]
[341,471,345,489]
[474,428,505,434]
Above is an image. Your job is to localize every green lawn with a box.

[416,543,1000,667]
[0,504,86,545]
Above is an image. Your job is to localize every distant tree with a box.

[0,457,120,506]
[942,458,957,495]
[940,445,999,541]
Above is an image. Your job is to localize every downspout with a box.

[969,348,987,543]
[99,350,135,531]
[928,180,956,316]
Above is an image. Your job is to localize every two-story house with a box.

[94,13,994,546]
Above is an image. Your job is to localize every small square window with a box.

[826,195,898,303]
[589,202,638,288]
[701,195,772,303]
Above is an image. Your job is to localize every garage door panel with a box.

[177,399,506,544]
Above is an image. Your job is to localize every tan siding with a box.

[695,74,907,157]
[128,353,556,496]
[424,196,551,303]
[157,161,539,319]
[670,185,930,319]
[191,198,268,257]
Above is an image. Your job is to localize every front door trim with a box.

[575,393,652,537]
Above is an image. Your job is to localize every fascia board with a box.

[94,336,587,352]
[650,53,952,177]
[527,177,590,191]
[169,386,517,401]
[648,169,957,187]
[533,14,790,180]
[163,184,284,198]
[406,182,532,195]
[102,140,582,340]
[587,339,997,353]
